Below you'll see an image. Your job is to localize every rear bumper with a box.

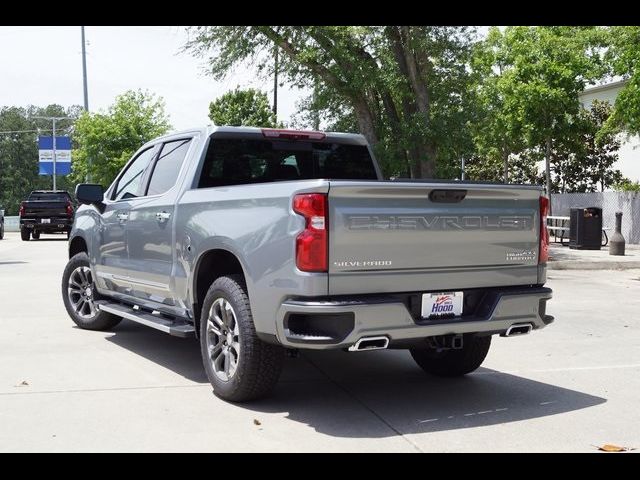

[274,286,553,350]
[20,218,72,232]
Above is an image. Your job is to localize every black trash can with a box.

[569,207,602,250]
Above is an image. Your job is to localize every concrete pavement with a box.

[0,231,638,452]
[549,243,640,270]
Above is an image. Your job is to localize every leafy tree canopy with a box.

[71,90,171,187]
[208,87,278,128]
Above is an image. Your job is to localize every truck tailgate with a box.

[327,181,542,295]
[23,201,68,217]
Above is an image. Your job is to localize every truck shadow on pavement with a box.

[105,320,208,383]
[106,320,606,438]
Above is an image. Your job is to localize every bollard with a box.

[609,211,625,256]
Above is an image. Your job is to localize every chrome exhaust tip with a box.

[502,323,533,337]
[348,336,390,352]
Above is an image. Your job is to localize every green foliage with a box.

[602,26,640,135]
[185,26,480,179]
[0,104,80,215]
[71,90,171,187]
[183,26,637,187]
[553,100,623,193]
[469,27,607,185]
[614,179,640,192]
[209,88,279,127]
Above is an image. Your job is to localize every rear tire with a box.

[0,222,4,239]
[20,228,30,241]
[200,275,284,402]
[410,335,491,377]
[31,231,40,240]
[61,252,122,331]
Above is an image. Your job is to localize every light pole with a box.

[81,26,89,111]
[34,116,70,191]
[273,46,278,119]
[81,26,91,181]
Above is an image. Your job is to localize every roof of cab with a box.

[148,125,369,146]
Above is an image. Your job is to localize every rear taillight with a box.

[66,202,74,217]
[539,196,550,264]
[293,193,328,272]
[18,202,25,217]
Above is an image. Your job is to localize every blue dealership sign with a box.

[38,136,72,175]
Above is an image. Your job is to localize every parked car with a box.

[0,206,4,240]
[62,126,553,402]
[19,190,74,241]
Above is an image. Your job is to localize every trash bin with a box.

[569,207,602,250]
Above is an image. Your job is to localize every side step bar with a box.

[97,301,195,338]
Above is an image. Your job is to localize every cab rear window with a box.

[198,138,377,188]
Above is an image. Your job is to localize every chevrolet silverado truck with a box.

[19,190,75,240]
[62,126,553,402]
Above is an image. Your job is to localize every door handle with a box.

[116,212,129,221]
[156,211,171,222]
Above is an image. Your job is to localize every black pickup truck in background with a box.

[0,206,4,240]
[19,190,75,241]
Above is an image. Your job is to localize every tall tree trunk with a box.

[353,98,378,147]
[408,146,421,178]
[386,26,435,178]
[545,136,553,215]
[503,148,509,184]
[422,143,436,178]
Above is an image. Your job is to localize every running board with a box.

[96,301,195,338]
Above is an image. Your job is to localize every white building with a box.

[579,79,640,183]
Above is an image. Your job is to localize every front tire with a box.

[20,228,30,241]
[0,222,4,239]
[200,275,284,402]
[410,335,491,377]
[61,252,122,331]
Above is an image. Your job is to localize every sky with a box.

[0,26,305,131]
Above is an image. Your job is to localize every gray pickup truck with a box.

[62,126,553,401]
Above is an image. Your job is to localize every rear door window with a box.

[146,139,191,196]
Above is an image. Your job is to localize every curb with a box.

[548,260,640,270]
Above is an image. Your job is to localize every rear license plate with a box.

[422,292,463,319]
[41,218,50,224]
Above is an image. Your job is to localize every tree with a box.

[604,26,640,135]
[0,104,79,215]
[615,179,640,192]
[71,90,171,187]
[470,28,527,183]
[471,27,607,195]
[209,88,278,127]
[183,26,479,179]
[551,100,623,193]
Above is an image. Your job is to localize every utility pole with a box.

[461,157,466,181]
[273,47,278,119]
[81,26,89,111]
[81,26,91,182]
[34,116,70,191]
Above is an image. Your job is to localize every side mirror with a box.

[76,183,104,206]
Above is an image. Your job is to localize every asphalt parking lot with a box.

[0,231,638,452]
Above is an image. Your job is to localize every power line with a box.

[0,128,73,135]
[0,129,54,135]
